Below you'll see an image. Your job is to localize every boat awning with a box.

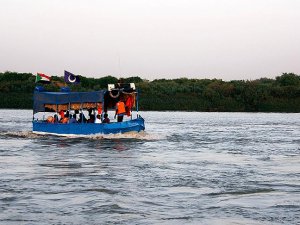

[33,91,105,113]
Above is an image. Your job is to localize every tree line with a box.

[0,71,300,112]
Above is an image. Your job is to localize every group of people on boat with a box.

[45,99,130,124]
[46,112,111,124]
[46,108,111,124]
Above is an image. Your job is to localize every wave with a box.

[0,131,41,139]
[88,131,164,140]
[207,188,275,196]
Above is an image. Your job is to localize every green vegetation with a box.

[0,71,300,112]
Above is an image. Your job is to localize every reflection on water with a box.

[0,110,299,225]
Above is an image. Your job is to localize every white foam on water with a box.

[88,131,165,140]
[1,131,41,139]
[1,130,164,141]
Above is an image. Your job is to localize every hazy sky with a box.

[0,0,299,80]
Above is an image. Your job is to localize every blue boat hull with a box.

[32,117,145,136]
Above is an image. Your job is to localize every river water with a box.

[0,110,299,225]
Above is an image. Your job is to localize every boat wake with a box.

[89,131,164,140]
[0,131,41,139]
[0,130,163,141]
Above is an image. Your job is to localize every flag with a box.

[35,73,51,83]
[64,70,80,84]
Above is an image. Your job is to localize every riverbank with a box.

[1,72,300,112]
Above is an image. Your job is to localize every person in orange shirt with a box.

[115,100,126,122]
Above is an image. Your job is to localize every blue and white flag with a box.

[64,70,80,84]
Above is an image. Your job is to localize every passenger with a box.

[95,114,102,123]
[69,114,77,123]
[61,117,69,124]
[88,108,93,117]
[115,100,126,122]
[59,110,65,119]
[65,110,70,118]
[88,114,95,123]
[47,116,54,123]
[102,113,110,123]
[97,105,102,115]
[53,114,59,123]
[78,113,87,123]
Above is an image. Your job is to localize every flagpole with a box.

[136,89,139,118]
[118,53,121,79]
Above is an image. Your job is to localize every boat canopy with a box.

[33,90,105,113]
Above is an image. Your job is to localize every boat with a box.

[32,83,145,136]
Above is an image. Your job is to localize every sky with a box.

[0,0,299,80]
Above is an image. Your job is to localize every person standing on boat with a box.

[115,100,126,122]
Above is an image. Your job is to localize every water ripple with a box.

[0,110,299,224]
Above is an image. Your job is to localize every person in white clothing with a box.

[95,114,102,123]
